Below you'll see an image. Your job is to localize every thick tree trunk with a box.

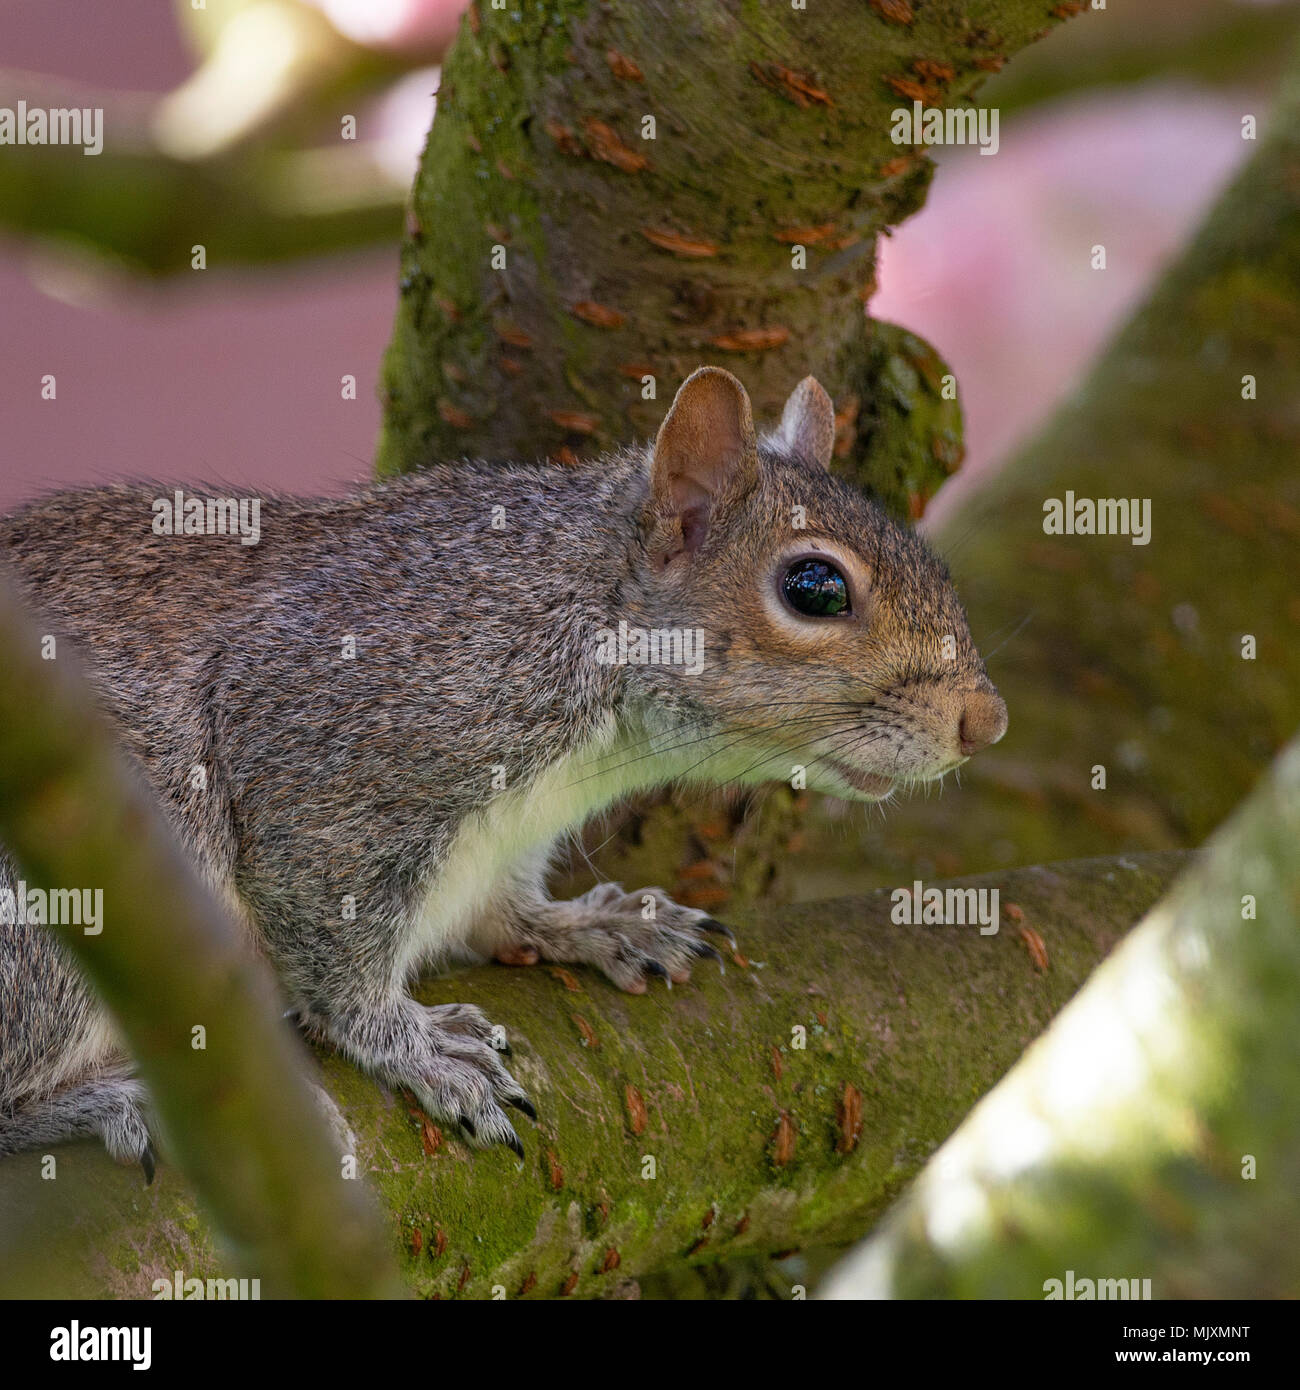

[822,733,1300,1299]
[0,851,1185,1298]
[376,0,1075,518]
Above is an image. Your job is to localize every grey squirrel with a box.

[0,366,1006,1166]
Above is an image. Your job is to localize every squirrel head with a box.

[616,365,1007,802]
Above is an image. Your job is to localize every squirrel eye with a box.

[782,558,851,617]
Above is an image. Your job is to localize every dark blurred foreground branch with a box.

[821,732,1300,1298]
[0,576,401,1298]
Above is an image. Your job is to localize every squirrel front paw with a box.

[498,883,736,994]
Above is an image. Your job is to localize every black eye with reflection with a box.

[782,558,851,617]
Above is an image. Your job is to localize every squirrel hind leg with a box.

[0,1075,153,1177]
[311,994,533,1157]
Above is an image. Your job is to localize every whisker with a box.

[561,709,871,789]
[573,696,877,765]
[982,609,1034,665]
[667,724,897,819]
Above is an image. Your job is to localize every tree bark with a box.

[0,849,1185,1298]
[376,0,1076,520]
[821,733,1300,1299]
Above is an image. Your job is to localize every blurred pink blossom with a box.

[303,0,469,54]
[874,87,1249,525]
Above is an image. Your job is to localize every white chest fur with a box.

[401,715,704,980]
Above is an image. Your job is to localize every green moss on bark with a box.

[376,0,1076,514]
[0,853,1185,1298]
[861,47,1300,884]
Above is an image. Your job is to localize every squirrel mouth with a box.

[826,761,895,799]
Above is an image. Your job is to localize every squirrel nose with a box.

[958,691,1008,756]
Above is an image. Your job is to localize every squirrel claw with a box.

[507,1095,538,1122]
[140,1142,156,1186]
[699,918,737,947]
[503,1128,525,1160]
[459,1113,476,1138]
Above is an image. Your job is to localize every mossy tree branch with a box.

[0,69,404,275]
[856,30,1300,889]
[0,843,1186,1298]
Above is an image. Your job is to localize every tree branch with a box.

[0,845,1185,1297]
[822,734,1300,1298]
[0,67,404,275]
[864,26,1300,885]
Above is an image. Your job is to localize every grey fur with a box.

[0,374,1004,1164]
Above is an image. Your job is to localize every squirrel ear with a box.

[649,366,758,556]
[779,376,835,470]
